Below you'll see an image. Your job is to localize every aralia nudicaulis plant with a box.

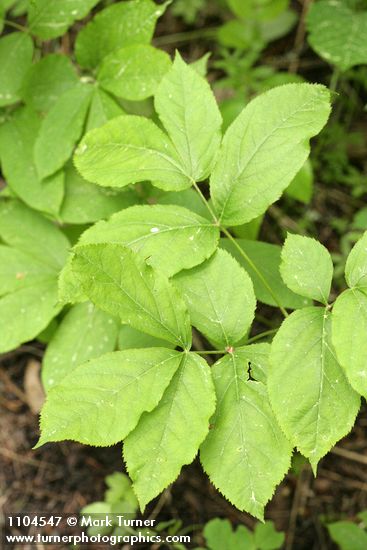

[35,52,364,522]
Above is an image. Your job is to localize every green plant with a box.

[214,47,304,130]
[218,0,297,51]
[81,472,139,537]
[329,208,367,285]
[81,471,197,548]
[312,122,365,195]
[213,0,300,131]
[81,473,284,549]
[171,0,207,24]
[327,510,367,550]
[33,49,334,520]
[307,0,367,74]
[198,518,284,550]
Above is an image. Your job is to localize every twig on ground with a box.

[148,488,171,521]
[0,448,46,468]
[286,466,312,550]
[0,367,28,403]
[288,0,314,73]
[331,446,367,466]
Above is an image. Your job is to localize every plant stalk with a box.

[191,181,289,318]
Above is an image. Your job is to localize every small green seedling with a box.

[81,472,139,537]
[197,518,285,550]
[327,510,367,550]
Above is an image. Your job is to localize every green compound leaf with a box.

[280,233,333,304]
[72,243,192,349]
[36,348,182,447]
[28,0,100,40]
[0,106,64,216]
[42,302,119,391]
[75,0,167,69]
[98,44,171,101]
[268,307,360,471]
[78,204,219,277]
[118,325,175,350]
[220,238,311,309]
[210,84,331,226]
[85,88,125,132]
[307,0,367,71]
[0,32,33,107]
[21,54,78,113]
[60,163,139,225]
[34,83,94,180]
[74,115,191,191]
[155,52,222,181]
[124,352,215,510]
[173,249,256,348]
[332,289,367,399]
[345,231,367,291]
[200,351,292,520]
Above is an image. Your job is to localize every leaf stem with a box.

[246,328,278,344]
[191,180,219,224]
[329,68,340,93]
[255,313,277,329]
[220,227,289,318]
[4,19,29,32]
[195,328,278,355]
[195,350,223,355]
[195,328,277,356]
[191,181,289,318]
